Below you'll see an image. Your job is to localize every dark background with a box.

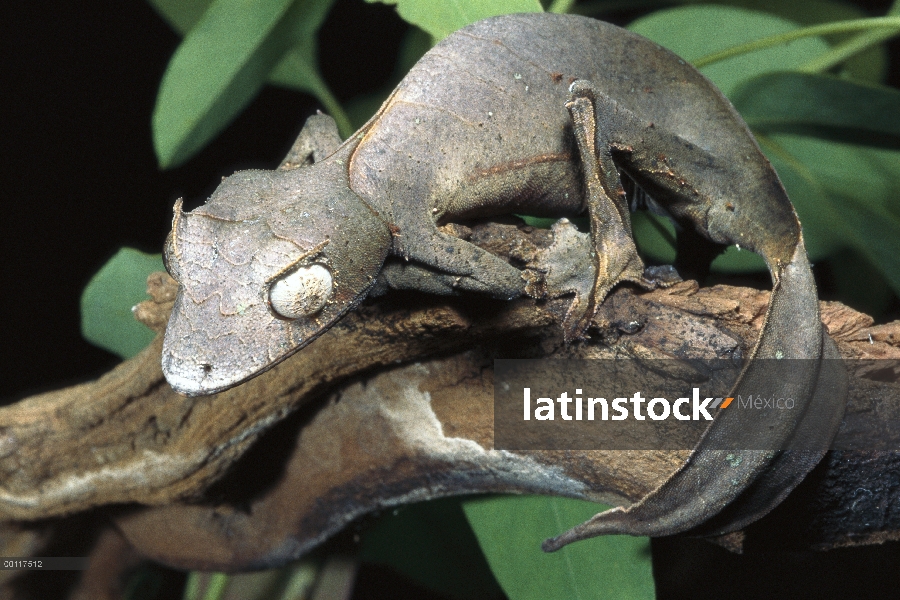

[2,1,899,598]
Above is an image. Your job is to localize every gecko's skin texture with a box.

[162,14,847,546]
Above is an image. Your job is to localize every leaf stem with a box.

[182,571,201,600]
[693,16,900,68]
[799,1,900,73]
[572,0,670,16]
[548,0,576,13]
[269,48,354,138]
[200,573,229,600]
[307,75,354,139]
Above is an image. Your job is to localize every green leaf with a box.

[631,212,676,266]
[799,0,900,75]
[360,498,502,599]
[761,133,900,294]
[267,27,353,137]
[646,68,900,280]
[692,17,900,72]
[630,213,765,275]
[393,25,435,77]
[628,5,829,97]
[547,0,577,14]
[280,14,429,135]
[709,243,767,273]
[80,248,164,359]
[462,495,655,600]
[182,572,229,600]
[153,0,336,168]
[265,0,352,136]
[149,0,348,139]
[520,215,563,229]
[179,563,318,600]
[727,0,887,82]
[733,71,900,148]
[365,0,543,42]
[730,0,869,28]
[626,6,827,273]
[146,0,214,35]
[577,0,887,81]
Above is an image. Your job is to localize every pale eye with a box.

[269,264,333,319]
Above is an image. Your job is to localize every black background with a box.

[3,1,899,598]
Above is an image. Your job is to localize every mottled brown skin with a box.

[162,14,846,547]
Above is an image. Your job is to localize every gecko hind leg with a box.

[558,81,658,339]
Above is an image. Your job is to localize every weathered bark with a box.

[0,221,898,592]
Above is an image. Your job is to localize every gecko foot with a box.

[525,219,660,341]
[643,264,681,287]
[524,219,595,339]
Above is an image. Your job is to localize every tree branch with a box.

[0,221,898,581]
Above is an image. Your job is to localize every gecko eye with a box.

[163,232,181,283]
[269,264,334,319]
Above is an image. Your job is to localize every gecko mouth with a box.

[161,354,230,397]
[160,290,287,397]
[160,280,329,397]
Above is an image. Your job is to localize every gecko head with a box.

[161,161,391,396]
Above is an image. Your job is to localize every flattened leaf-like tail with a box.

[543,239,847,551]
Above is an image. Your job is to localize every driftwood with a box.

[1,220,898,596]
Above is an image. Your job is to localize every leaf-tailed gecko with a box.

[160,13,846,548]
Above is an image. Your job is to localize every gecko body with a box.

[162,13,846,548]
